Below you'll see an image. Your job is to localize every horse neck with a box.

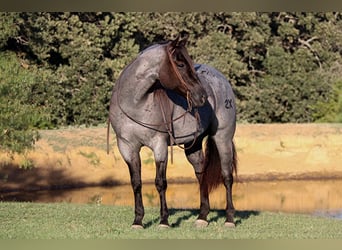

[117,45,166,107]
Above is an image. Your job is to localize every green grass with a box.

[0,202,341,239]
[78,151,101,166]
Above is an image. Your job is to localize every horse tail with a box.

[201,137,237,193]
[106,117,110,155]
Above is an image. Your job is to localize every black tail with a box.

[201,137,237,193]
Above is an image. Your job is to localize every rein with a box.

[116,81,193,132]
[116,83,201,149]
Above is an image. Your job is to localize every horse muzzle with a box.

[189,88,208,107]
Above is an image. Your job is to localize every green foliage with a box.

[246,46,335,122]
[1,12,342,147]
[78,151,100,166]
[0,51,47,153]
[0,13,20,49]
[314,66,342,122]
[333,81,342,122]
[15,13,139,126]
[189,31,248,86]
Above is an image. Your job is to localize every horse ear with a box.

[170,33,189,48]
[178,33,189,47]
[170,34,181,47]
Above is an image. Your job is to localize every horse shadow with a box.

[144,208,259,228]
[207,209,260,226]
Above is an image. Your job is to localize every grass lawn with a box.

[0,202,341,239]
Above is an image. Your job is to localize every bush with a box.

[0,52,47,153]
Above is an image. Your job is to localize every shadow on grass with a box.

[144,208,260,228]
[209,209,260,226]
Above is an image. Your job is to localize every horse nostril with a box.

[201,94,207,104]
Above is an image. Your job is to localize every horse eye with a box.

[177,63,185,68]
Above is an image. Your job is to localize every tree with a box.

[13,12,140,125]
[0,52,44,153]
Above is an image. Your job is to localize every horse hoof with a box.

[224,222,235,228]
[158,224,170,229]
[131,224,144,229]
[195,219,209,228]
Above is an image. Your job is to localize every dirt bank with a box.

[1,124,342,191]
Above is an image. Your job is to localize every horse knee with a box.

[131,178,142,193]
[154,157,168,193]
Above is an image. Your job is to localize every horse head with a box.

[159,34,207,108]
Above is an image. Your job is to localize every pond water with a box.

[1,179,342,219]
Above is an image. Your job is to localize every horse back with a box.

[195,64,236,133]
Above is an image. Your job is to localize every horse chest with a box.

[171,107,210,144]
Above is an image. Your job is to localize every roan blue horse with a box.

[108,34,237,229]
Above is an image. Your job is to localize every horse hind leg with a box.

[213,136,237,227]
[185,142,210,228]
[117,139,144,228]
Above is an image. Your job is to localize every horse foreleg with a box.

[185,143,209,227]
[153,142,169,227]
[117,139,144,228]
